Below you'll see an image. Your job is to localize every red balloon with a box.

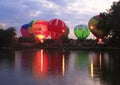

[32,20,49,42]
[20,24,31,38]
[48,19,66,39]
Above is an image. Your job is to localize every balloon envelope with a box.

[48,19,66,39]
[74,25,90,40]
[20,24,31,38]
[31,20,49,42]
[88,15,104,39]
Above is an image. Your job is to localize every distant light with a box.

[37,34,45,39]
[62,29,65,33]
[37,34,45,43]
[97,38,104,44]
[90,25,94,29]
[90,59,94,78]
[99,52,102,69]
[62,55,65,76]
[98,38,102,43]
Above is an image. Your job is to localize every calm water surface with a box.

[0,49,120,85]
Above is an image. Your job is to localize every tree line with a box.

[97,0,120,46]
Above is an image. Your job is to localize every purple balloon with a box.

[20,24,31,37]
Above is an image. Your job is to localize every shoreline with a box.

[14,46,120,51]
[1,46,120,52]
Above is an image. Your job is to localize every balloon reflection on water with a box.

[15,50,110,79]
[32,49,66,79]
[32,49,48,78]
[75,51,89,68]
[48,50,66,76]
[14,49,67,79]
[88,51,109,78]
[7,50,120,85]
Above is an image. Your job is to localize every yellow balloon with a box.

[88,15,104,38]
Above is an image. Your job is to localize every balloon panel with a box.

[21,24,29,29]
[88,15,104,39]
[48,19,66,33]
[28,20,36,34]
[49,32,63,39]
[21,29,31,37]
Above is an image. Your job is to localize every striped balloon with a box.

[48,19,66,39]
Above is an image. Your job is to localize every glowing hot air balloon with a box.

[48,19,66,39]
[20,24,31,38]
[74,25,90,40]
[88,15,105,43]
[31,20,49,42]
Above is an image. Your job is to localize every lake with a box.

[0,49,120,85]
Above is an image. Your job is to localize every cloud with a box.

[29,11,42,17]
[0,23,6,29]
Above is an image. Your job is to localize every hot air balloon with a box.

[31,20,49,42]
[74,25,90,40]
[48,19,66,39]
[20,24,31,38]
[88,15,105,43]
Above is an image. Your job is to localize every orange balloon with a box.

[32,20,49,42]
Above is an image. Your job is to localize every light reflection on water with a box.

[0,49,120,85]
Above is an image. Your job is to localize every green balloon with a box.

[74,25,90,40]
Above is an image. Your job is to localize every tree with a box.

[4,27,16,46]
[0,28,5,47]
[97,13,111,36]
[0,27,16,48]
[98,1,120,39]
